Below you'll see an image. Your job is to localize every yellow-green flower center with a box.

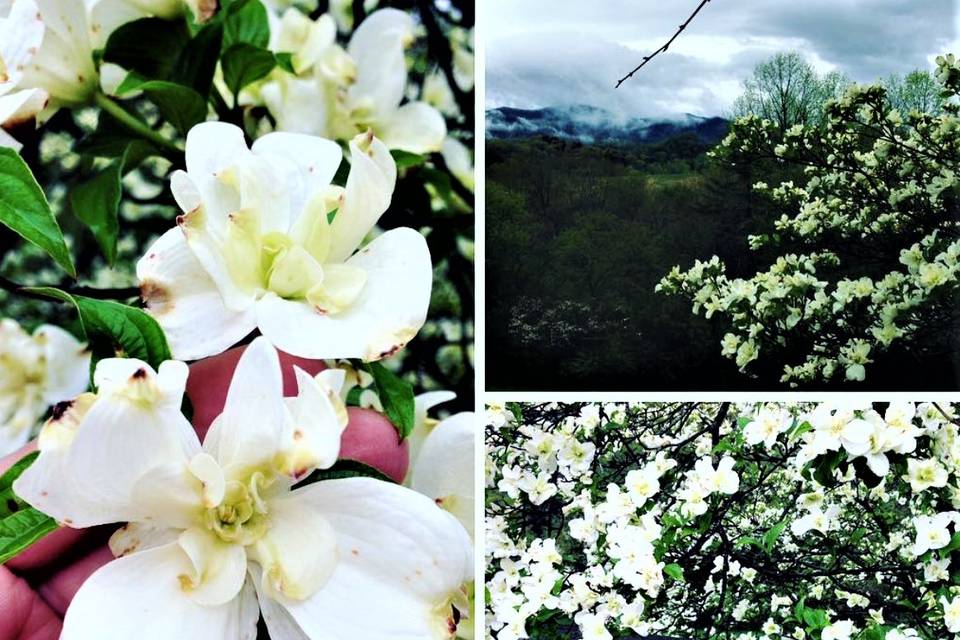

[205,471,273,545]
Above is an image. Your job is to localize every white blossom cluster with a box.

[487,402,960,640]
[657,54,960,386]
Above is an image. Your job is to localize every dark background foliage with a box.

[484,131,960,391]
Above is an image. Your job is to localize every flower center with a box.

[204,471,273,545]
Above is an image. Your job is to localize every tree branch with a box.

[615,0,713,88]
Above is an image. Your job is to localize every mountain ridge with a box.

[486,104,729,145]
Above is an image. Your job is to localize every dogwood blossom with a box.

[0,319,89,456]
[15,337,473,639]
[0,0,47,149]
[5,0,98,118]
[138,122,432,361]
[255,7,446,153]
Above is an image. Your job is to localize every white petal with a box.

[378,102,447,154]
[184,122,248,230]
[256,227,431,360]
[250,492,337,601]
[178,527,249,606]
[347,8,413,115]
[408,390,457,463]
[271,478,473,639]
[251,131,342,216]
[256,577,311,640]
[109,522,180,558]
[15,361,200,528]
[278,366,346,478]
[35,324,89,404]
[410,412,475,536]
[0,89,47,127]
[203,337,286,472]
[327,132,397,262]
[61,543,258,640]
[131,461,206,530]
[0,0,43,87]
[138,228,257,361]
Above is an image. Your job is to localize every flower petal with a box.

[278,366,346,478]
[378,102,447,154]
[327,132,397,262]
[256,227,431,360]
[178,527,249,607]
[251,131,343,214]
[35,324,89,405]
[347,9,413,115]
[138,229,258,361]
[249,492,338,601]
[184,122,248,229]
[15,361,200,528]
[410,412,475,536]
[202,337,286,472]
[61,543,258,640]
[270,477,473,639]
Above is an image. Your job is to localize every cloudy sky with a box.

[485,0,960,117]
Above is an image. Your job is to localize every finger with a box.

[186,344,328,437]
[37,546,113,618]
[1,443,94,572]
[340,407,410,483]
[0,566,62,640]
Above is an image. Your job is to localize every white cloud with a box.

[486,0,958,116]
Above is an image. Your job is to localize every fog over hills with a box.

[485,104,730,145]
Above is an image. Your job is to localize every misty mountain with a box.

[485,104,729,145]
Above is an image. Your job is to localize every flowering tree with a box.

[486,401,960,640]
[657,54,960,387]
[0,0,475,638]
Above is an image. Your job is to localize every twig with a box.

[0,275,140,301]
[615,0,713,88]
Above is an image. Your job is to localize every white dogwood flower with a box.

[138,122,432,361]
[258,8,446,153]
[9,0,98,116]
[15,337,473,639]
[912,512,955,556]
[0,0,47,149]
[409,410,475,537]
[0,319,89,456]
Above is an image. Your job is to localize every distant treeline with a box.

[485,130,958,390]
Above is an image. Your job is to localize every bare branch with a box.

[615,0,713,88]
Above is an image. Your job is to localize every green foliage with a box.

[221,44,281,97]
[27,288,172,372]
[363,361,416,440]
[299,459,396,485]
[0,452,57,565]
[0,148,75,277]
[115,77,208,135]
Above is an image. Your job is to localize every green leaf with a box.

[274,52,295,73]
[362,362,416,440]
[298,459,395,485]
[223,0,270,49]
[0,452,39,518]
[0,148,76,276]
[391,150,427,170]
[26,288,171,370]
[116,77,208,134]
[103,18,191,79]
[940,532,960,558]
[221,43,277,96]
[172,21,224,96]
[70,142,151,265]
[0,451,57,565]
[663,563,685,582]
[801,607,828,629]
[762,518,789,554]
[0,508,58,565]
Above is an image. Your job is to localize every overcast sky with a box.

[485,0,960,117]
